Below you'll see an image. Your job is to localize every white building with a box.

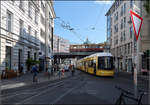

[106,0,150,73]
[53,35,70,53]
[0,1,55,75]
[38,1,55,71]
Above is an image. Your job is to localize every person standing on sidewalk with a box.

[32,65,38,83]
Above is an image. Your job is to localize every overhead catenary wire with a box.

[55,18,85,43]
[92,3,106,30]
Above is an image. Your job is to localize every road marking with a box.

[1,80,63,98]
[1,83,26,90]
[16,82,64,104]
[51,81,85,104]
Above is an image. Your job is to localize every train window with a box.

[98,57,114,70]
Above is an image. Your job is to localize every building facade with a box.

[106,0,150,73]
[38,1,55,71]
[53,35,70,53]
[0,1,55,75]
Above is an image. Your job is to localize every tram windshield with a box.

[98,56,114,70]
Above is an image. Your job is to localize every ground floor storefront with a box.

[0,35,40,79]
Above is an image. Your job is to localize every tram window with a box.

[98,57,114,70]
[88,60,93,67]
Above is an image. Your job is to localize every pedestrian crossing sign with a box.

[130,10,143,41]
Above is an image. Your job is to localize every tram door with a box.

[94,63,96,75]
[84,61,87,72]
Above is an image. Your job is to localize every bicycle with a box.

[115,85,147,105]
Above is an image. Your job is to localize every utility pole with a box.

[57,36,60,64]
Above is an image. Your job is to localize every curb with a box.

[115,72,149,81]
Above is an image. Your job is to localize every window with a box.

[6,10,13,32]
[28,1,32,18]
[35,10,38,24]
[40,14,45,25]
[41,1,45,13]
[128,43,130,54]
[28,26,31,35]
[121,6,123,16]
[40,29,45,38]
[125,45,127,54]
[19,19,24,36]
[130,0,133,8]
[98,57,114,70]
[115,36,118,45]
[88,60,93,67]
[121,19,123,29]
[34,53,37,60]
[124,30,126,41]
[27,51,30,59]
[116,12,118,21]
[19,0,24,11]
[35,30,37,38]
[124,3,126,14]
[124,17,126,28]
[120,32,123,42]
[130,26,133,38]
[114,24,118,33]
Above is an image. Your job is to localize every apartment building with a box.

[53,35,70,53]
[0,1,55,75]
[38,1,55,71]
[106,0,150,73]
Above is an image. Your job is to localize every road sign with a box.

[130,10,143,41]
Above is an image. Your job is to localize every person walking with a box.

[61,68,65,78]
[32,65,38,83]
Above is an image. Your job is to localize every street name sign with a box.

[130,10,143,41]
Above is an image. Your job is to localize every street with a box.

[1,70,149,104]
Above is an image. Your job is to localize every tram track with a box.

[2,73,85,104]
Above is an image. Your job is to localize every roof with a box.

[105,1,115,16]
[83,52,113,60]
[89,52,113,57]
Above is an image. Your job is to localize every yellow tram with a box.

[77,52,114,76]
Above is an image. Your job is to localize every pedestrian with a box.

[32,65,38,83]
[47,67,51,80]
[58,68,61,79]
[70,64,75,76]
[61,68,65,78]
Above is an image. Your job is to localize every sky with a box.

[54,1,113,44]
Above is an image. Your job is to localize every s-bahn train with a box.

[76,52,114,77]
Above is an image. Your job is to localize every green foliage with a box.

[26,58,40,66]
[144,0,150,14]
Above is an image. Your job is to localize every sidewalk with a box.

[0,71,72,91]
[115,71,149,81]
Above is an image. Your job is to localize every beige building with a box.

[106,0,150,73]
[53,35,70,53]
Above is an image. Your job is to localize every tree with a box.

[26,58,40,71]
